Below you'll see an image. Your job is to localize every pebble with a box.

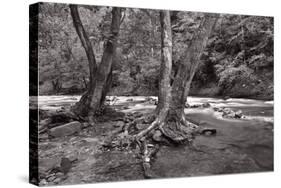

[53,177,61,184]
[47,175,56,182]
[40,179,48,185]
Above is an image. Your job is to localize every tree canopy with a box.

[38,3,273,100]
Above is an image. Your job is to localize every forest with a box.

[30,2,274,186]
[37,3,273,100]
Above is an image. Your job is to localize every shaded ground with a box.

[31,96,273,186]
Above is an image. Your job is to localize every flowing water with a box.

[33,96,273,184]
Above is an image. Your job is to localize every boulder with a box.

[39,158,60,173]
[221,108,244,119]
[145,97,158,105]
[60,157,72,175]
[49,121,81,138]
[234,110,243,118]
[202,102,211,108]
[189,104,202,108]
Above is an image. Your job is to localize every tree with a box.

[69,5,122,118]
[136,13,219,143]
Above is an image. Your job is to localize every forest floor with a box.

[31,96,274,186]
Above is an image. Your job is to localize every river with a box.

[32,96,273,184]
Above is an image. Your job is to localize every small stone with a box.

[49,121,81,138]
[39,158,60,173]
[60,157,72,175]
[55,172,64,177]
[82,122,90,128]
[47,175,56,182]
[136,124,147,130]
[235,110,243,118]
[152,130,163,142]
[144,157,150,162]
[66,155,78,163]
[39,133,49,140]
[201,128,217,136]
[53,178,61,184]
[202,102,211,108]
[39,179,47,185]
[114,121,125,128]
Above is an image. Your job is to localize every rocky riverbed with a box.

[30,96,273,186]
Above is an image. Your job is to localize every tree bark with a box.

[87,8,122,117]
[156,11,172,114]
[69,5,97,87]
[138,13,218,143]
[163,14,218,142]
[170,14,218,116]
[136,10,172,139]
[70,5,122,117]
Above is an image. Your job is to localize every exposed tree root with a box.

[106,109,217,179]
[126,110,217,178]
[138,140,160,178]
[135,112,199,144]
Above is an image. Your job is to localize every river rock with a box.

[39,158,60,173]
[53,177,61,184]
[55,172,64,177]
[60,157,72,174]
[202,102,211,108]
[234,110,243,118]
[49,121,81,138]
[82,122,90,128]
[152,130,163,142]
[47,175,56,182]
[145,97,158,105]
[114,121,125,128]
[39,179,48,186]
[136,123,147,130]
[219,108,244,119]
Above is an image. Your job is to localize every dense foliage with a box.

[38,3,273,100]
[192,15,273,99]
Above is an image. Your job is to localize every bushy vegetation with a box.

[192,15,273,99]
[38,3,273,100]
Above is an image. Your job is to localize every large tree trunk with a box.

[69,5,97,88]
[136,10,172,139]
[137,13,218,143]
[70,5,122,118]
[155,11,172,115]
[169,14,218,120]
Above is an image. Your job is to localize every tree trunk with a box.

[156,10,172,114]
[70,5,122,117]
[69,5,97,88]
[100,67,113,105]
[87,8,122,117]
[52,79,61,94]
[138,13,218,143]
[170,14,218,116]
[136,10,172,139]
